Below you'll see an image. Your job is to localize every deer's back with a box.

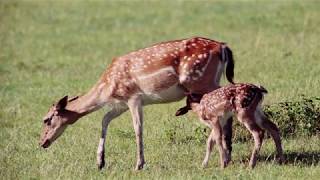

[200,83,262,118]
[101,37,224,103]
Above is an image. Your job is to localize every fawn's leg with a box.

[97,108,126,169]
[222,117,233,163]
[260,114,284,163]
[212,120,228,169]
[128,96,145,170]
[243,120,264,168]
[239,113,265,168]
[202,132,215,168]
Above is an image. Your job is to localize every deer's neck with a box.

[66,82,108,118]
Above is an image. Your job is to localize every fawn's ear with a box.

[56,95,68,110]
[175,106,190,116]
[68,96,79,102]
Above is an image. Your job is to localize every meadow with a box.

[0,0,319,179]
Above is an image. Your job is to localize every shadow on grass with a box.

[240,151,320,166]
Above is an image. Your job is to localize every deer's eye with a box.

[43,117,52,124]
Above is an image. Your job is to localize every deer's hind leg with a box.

[238,112,265,168]
[257,110,284,164]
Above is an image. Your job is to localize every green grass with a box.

[0,0,319,179]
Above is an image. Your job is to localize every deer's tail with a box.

[221,43,235,84]
[257,85,268,94]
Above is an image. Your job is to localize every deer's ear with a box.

[175,106,189,116]
[56,95,68,110]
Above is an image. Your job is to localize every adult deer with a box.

[39,37,235,170]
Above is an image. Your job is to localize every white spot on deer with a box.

[183,63,188,69]
[198,54,203,59]
[199,52,212,73]
[179,74,190,83]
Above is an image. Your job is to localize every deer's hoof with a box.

[134,160,145,171]
[97,158,105,170]
[201,161,208,169]
[276,155,285,164]
[226,153,232,165]
[249,161,256,169]
[220,163,227,169]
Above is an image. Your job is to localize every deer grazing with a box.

[39,37,235,170]
[176,83,284,168]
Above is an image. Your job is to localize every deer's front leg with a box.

[97,108,126,170]
[212,121,228,169]
[128,96,145,170]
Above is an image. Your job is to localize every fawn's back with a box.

[198,83,267,119]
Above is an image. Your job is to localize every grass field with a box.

[1,0,319,179]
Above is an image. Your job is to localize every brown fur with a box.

[39,37,235,170]
[179,83,284,169]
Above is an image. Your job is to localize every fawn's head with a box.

[175,93,203,116]
[39,96,79,148]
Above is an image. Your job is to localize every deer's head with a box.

[39,96,79,148]
[175,93,203,116]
